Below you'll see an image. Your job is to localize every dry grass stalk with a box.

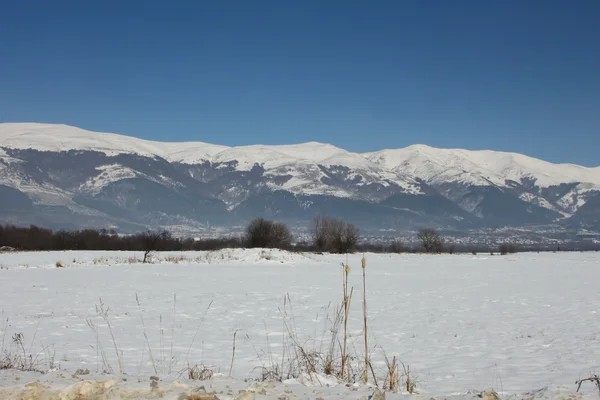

[135,293,157,375]
[400,361,416,393]
[95,298,124,374]
[229,330,238,376]
[383,355,399,392]
[368,360,379,388]
[169,293,176,374]
[185,300,214,365]
[85,318,112,373]
[323,303,344,377]
[340,262,352,381]
[362,255,369,383]
[160,313,165,372]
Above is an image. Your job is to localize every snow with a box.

[1,250,600,399]
[556,183,600,212]
[13,183,75,206]
[79,164,138,194]
[0,123,227,163]
[0,123,424,197]
[161,142,230,165]
[365,144,600,189]
[3,125,599,188]
[518,193,568,216]
[2,122,599,209]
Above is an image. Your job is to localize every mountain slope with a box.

[364,144,600,188]
[1,123,598,234]
[365,145,600,216]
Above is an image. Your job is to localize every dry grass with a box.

[341,262,352,381]
[400,361,417,394]
[246,256,410,391]
[84,298,124,375]
[0,331,53,373]
[361,255,369,383]
[55,261,64,268]
[2,255,417,394]
[243,256,417,392]
[163,255,186,264]
[136,293,157,375]
[187,364,214,380]
[383,354,400,392]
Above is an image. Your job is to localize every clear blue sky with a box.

[1,1,599,166]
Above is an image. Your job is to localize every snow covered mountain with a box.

[365,145,600,217]
[1,123,599,234]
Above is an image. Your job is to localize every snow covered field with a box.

[1,249,600,399]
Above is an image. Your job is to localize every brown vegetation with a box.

[244,218,292,249]
[312,216,360,253]
[417,228,444,253]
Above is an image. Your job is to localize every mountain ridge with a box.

[1,122,599,235]
[2,122,598,170]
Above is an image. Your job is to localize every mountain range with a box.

[1,123,599,236]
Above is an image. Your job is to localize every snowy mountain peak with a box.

[364,145,600,188]
[1,122,599,232]
[0,122,229,163]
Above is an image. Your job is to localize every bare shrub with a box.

[388,240,405,253]
[417,228,444,253]
[499,243,518,255]
[244,218,292,249]
[55,261,64,268]
[312,216,360,253]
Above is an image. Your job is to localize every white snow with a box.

[2,123,599,209]
[365,144,600,189]
[0,123,424,197]
[1,250,600,399]
[78,164,138,194]
[556,183,600,212]
[3,125,599,188]
[0,123,227,163]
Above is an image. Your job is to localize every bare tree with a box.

[388,240,404,253]
[417,228,444,253]
[312,216,360,253]
[140,229,171,263]
[312,216,327,251]
[245,218,292,249]
[499,243,517,255]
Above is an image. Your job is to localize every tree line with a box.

[1,220,596,254]
[0,216,360,254]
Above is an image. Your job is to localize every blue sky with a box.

[1,1,599,166]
